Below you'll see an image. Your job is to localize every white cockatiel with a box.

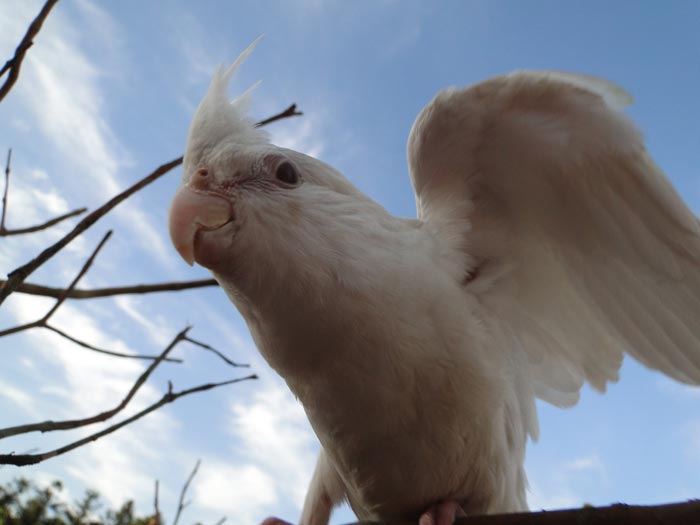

[168,42,700,525]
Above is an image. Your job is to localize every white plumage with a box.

[168,43,700,525]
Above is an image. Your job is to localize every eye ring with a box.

[275,161,300,186]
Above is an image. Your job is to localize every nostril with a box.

[190,168,211,191]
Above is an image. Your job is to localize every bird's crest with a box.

[185,37,269,162]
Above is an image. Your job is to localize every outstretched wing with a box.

[408,71,700,407]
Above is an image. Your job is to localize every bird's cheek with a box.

[168,185,234,266]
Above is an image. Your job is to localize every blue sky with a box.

[1,1,699,524]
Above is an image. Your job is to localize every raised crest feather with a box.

[184,36,268,167]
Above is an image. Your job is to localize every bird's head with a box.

[168,42,387,311]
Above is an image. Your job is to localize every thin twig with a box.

[153,480,161,525]
[173,459,201,525]
[1,207,88,236]
[0,375,257,466]
[184,335,249,368]
[2,278,219,299]
[0,0,60,103]
[0,327,195,440]
[255,103,302,128]
[1,148,11,231]
[0,231,180,363]
[41,324,181,362]
[214,518,227,525]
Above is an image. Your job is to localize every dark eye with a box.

[275,162,299,185]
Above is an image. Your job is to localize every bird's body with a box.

[168,43,700,525]
[218,210,530,520]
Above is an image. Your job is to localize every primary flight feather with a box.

[168,43,700,525]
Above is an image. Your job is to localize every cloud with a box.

[229,379,318,506]
[527,452,607,510]
[14,27,121,200]
[6,294,157,411]
[564,453,606,475]
[167,10,223,88]
[228,376,319,510]
[527,481,581,511]
[270,117,326,160]
[0,292,197,515]
[113,295,174,348]
[0,0,178,269]
[193,462,278,525]
[0,378,40,418]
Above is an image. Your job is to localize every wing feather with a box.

[408,72,700,406]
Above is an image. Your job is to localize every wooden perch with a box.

[351,500,700,525]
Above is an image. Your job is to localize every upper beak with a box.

[168,184,233,265]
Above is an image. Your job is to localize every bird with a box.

[168,41,700,525]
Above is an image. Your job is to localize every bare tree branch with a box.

[0,230,180,363]
[0,0,60,103]
[255,103,302,128]
[0,104,301,305]
[173,459,201,525]
[0,327,201,440]
[1,278,219,299]
[0,374,256,466]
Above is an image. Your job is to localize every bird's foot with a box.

[260,518,293,525]
[418,500,466,525]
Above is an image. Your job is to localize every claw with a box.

[418,500,466,525]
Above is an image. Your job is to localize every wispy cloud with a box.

[0,379,40,418]
[0,292,190,512]
[193,461,278,525]
[228,376,318,512]
[527,481,581,511]
[113,295,177,348]
[527,451,608,510]
[564,452,606,475]
[0,0,178,270]
[271,117,326,160]
[167,10,223,88]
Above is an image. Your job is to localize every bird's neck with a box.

[216,209,426,376]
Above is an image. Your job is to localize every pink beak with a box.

[168,185,233,265]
